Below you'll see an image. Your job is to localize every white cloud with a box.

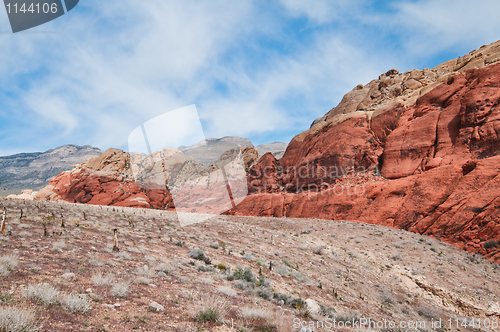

[393,0,500,57]
[1,0,500,155]
[278,0,367,25]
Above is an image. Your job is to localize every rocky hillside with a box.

[0,145,102,195]
[0,198,498,331]
[230,41,500,263]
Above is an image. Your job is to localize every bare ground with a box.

[0,197,499,332]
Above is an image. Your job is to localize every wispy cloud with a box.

[0,0,498,155]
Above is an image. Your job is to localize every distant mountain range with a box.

[0,145,102,195]
[179,137,287,165]
[0,138,288,194]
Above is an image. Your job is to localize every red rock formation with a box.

[35,149,173,209]
[230,61,500,263]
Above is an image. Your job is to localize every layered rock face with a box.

[33,146,259,214]
[34,149,172,209]
[230,41,500,263]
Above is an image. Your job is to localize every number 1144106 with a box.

[6,3,58,14]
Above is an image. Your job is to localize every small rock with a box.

[305,298,321,315]
[85,288,92,293]
[148,284,157,288]
[403,78,422,90]
[158,272,167,278]
[149,301,164,312]
[113,303,121,307]
[62,272,76,281]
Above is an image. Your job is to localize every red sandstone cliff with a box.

[229,41,500,262]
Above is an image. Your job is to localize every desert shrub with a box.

[232,267,255,283]
[61,294,92,313]
[197,264,212,272]
[195,307,220,323]
[255,287,273,300]
[233,280,255,291]
[111,281,130,298]
[0,306,42,332]
[23,283,60,306]
[484,241,498,249]
[416,306,439,320]
[242,253,255,261]
[91,273,115,287]
[188,248,211,265]
[329,313,359,324]
[290,270,307,282]
[312,244,326,255]
[0,254,18,276]
[276,265,291,277]
[289,298,306,309]
[272,291,292,306]
[217,263,226,271]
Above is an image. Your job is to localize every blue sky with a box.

[1,0,500,156]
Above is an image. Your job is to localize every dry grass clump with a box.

[193,296,228,324]
[134,276,152,285]
[216,286,237,297]
[113,251,132,260]
[60,294,92,313]
[23,283,60,306]
[135,266,156,278]
[0,254,18,276]
[91,272,115,287]
[22,283,90,314]
[88,255,105,266]
[0,306,42,332]
[155,262,175,275]
[239,307,272,321]
[111,281,130,298]
[51,240,67,253]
